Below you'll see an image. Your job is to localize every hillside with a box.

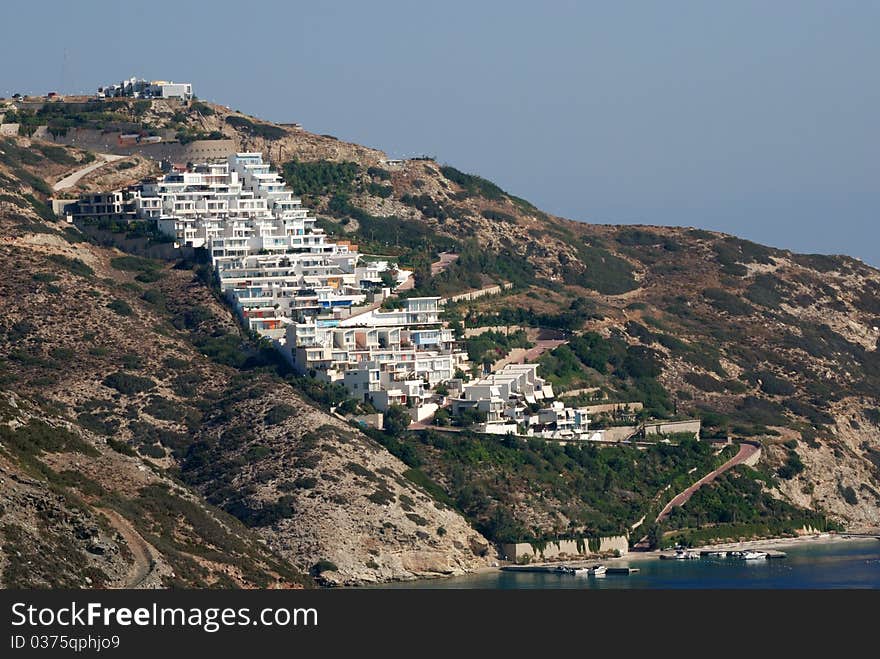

[0,137,492,586]
[180,98,879,532]
[1,97,878,586]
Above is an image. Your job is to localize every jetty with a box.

[501,565,640,575]
[657,549,787,560]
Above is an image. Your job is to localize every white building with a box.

[81,152,468,410]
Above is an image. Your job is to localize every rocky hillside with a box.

[158,99,880,532]
[0,136,492,585]
[1,96,878,582]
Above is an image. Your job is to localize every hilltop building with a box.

[98,77,193,100]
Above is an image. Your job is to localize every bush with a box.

[367,182,393,198]
[683,372,726,393]
[102,371,156,395]
[224,115,285,140]
[281,159,359,196]
[481,209,516,223]
[107,299,133,316]
[564,242,638,295]
[777,451,805,480]
[107,438,136,456]
[47,254,94,278]
[703,288,752,316]
[621,346,663,379]
[265,404,297,425]
[111,255,162,273]
[440,165,506,201]
[840,484,858,505]
[143,395,186,422]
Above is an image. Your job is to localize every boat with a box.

[743,551,768,560]
[574,568,591,577]
[673,548,700,560]
[706,551,728,558]
[589,564,607,576]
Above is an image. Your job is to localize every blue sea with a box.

[380,539,880,589]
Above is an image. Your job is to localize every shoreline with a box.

[618,533,866,564]
[494,532,876,571]
[360,533,878,587]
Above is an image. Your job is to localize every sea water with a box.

[377,539,880,589]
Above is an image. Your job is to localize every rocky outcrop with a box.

[185,392,493,586]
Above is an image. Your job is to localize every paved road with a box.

[52,153,124,192]
[655,442,759,523]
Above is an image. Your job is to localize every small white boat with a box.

[743,551,768,560]
[674,549,700,560]
[707,551,728,558]
[590,564,607,576]
[574,568,591,577]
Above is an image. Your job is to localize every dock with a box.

[658,549,787,560]
[500,565,640,575]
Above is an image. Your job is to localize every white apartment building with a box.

[82,152,467,408]
[452,363,555,427]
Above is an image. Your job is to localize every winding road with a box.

[52,153,124,192]
[655,442,760,524]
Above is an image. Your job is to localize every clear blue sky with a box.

[3,1,878,265]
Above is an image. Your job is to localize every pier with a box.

[501,565,640,575]
[658,549,787,560]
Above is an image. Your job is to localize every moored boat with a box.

[743,550,768,560]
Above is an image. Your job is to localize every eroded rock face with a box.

[186,396,494,586]
[770,401,880,531]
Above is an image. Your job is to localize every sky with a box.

[2,1,878,265]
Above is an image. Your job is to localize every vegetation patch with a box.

[102,371,156,395]
[281,160,359,197]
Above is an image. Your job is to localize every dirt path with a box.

[655,443,759,524]
[52,154,124,192]
[99,508,157,588]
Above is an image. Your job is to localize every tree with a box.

[384,404,411,437]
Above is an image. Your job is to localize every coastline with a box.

[493,532,875,571]
[618,533,865,563]
[361,533,879,587]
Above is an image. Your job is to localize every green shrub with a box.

[481,209,516,223]
[703,288,752,316]
[47,254,94,278]
[224,115,285,140]
[440,165,506,201]
[107,438,136,456]
[107,299,133,316]
[839,484,858,505]
[367,166,391,180]
[367,182,393,198]
[265,404,297,425]
[102,371,156,395]
[564,242,638,295]
[143,396,186,422]
[280,159,359,197]
[777,451,805,480]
